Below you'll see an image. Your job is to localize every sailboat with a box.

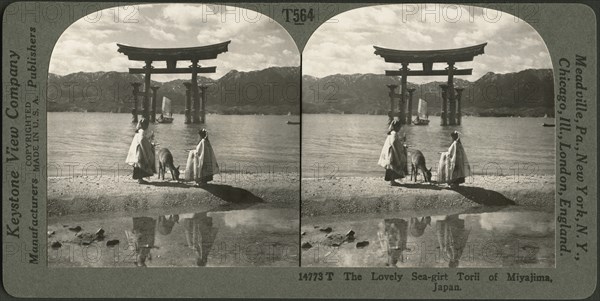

[157,96,174,124]
[412,98,430,125]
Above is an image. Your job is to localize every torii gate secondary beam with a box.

[385,69,473,76]
[128,67,217,74]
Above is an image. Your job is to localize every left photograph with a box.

[47,4,300,267]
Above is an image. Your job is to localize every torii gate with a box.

[374,43,486,126]
[117,41,230,124]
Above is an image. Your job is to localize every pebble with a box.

[301,242,312,249]
[319,227,332,233]
[356,241,369,248]
[50,241,62,249]
[106,240,120,247]
[68,226,82,232]
[323,233,345,247]
[95,228,106,240]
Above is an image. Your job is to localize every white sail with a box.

[161,97,172,117]
[417,99,428,119]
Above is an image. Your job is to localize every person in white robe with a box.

[184,129,219,186]
[437,131,471,189]
[378,119,408,186]
[125,118,156,184]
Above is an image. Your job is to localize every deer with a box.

[157,148,180,182]
[410,150,432,183]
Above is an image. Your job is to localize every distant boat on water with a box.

[157,96,174,124]
[542,123,555,127]
[412,98,430,126]
[286,121,300,125]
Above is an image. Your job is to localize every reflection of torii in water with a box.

[435,214,471,268]
[180,212,219,266]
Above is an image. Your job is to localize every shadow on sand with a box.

[144,181,191,188]
[401,182,444,190]
[454,186,516,206]
[201,184,265,204]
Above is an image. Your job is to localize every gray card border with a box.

[2,1,598,299]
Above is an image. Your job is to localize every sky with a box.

[49,4,300,81]
[303,4,552,83]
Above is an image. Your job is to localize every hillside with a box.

[47,66,300,115]
[302,69,554,117]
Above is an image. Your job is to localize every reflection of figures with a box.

[378,119,408,186]
[184,129,219,186]
[126,217,157,267]
[125,118,156,184]
[180,212,218,266]
[378,219,408,266]
[435,214,471,268]
[157,215,179,235]
[409,216,431,237]
[438,131,471,189]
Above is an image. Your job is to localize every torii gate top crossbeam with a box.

[373,43,487,64]
[116,41,231,62]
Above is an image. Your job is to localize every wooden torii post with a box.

[117,41,230,124]
[374,43,486,125]
[150,86,159,122]
[199,85,209,124]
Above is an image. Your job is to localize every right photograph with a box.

[301,4,555,268]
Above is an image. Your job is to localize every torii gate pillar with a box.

[440,84,448,126]
[150,86,159,122]
[406,88,416,124]
[398,63,409,125]
[387,84,398,121]
[131,82,141,123]
[447,62,457,126]
[183,82,192,124]
[191,59,201,124]
[455,88,464,125]
[199,85,208,124]
[142,60,152,119]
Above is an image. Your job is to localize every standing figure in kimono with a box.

[437,131,471,189]
[378,119,408,186]
[184,129,219,186]
[125,117,156,184]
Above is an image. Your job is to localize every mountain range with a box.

[47,67,553,117]
[303,69,554,117]
[47,66,300,115]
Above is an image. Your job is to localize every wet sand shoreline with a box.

[48,173,299,217]
[302,175,555,217]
